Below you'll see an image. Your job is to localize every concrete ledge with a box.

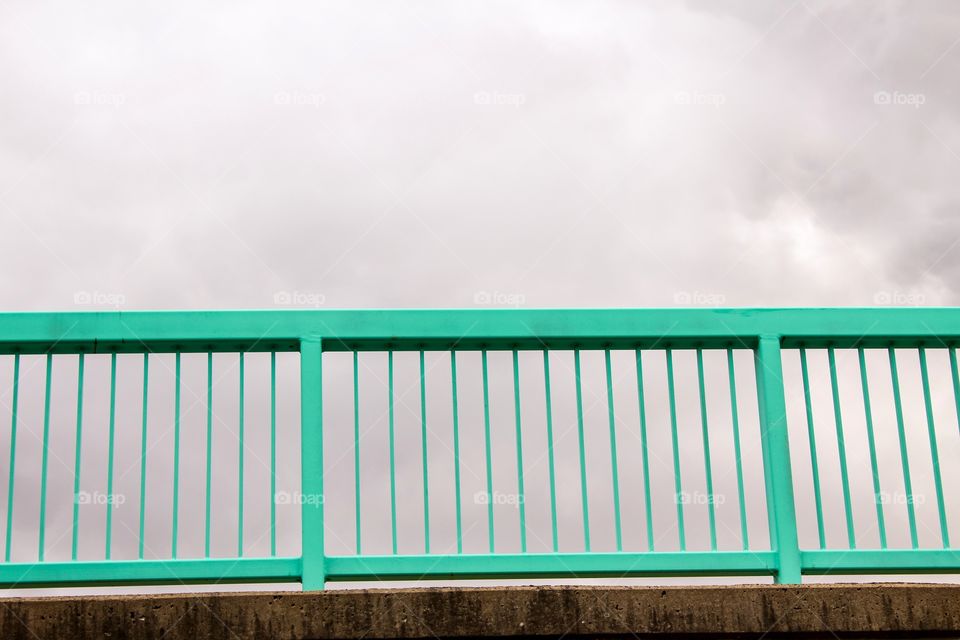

[1,584,960,639]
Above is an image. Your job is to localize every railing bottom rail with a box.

[324,551,778,581]
[0,557,300,588]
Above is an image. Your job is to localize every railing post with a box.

[300,338,325,590]
[755,335,801,584]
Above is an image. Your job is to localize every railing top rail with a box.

[0,307,958,353]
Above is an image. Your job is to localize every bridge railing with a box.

[0,309,958,589]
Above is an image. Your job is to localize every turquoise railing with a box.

[0,308,959,589]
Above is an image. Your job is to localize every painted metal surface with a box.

[0,308,958,589]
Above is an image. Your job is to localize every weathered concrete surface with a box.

[1,584,959,639]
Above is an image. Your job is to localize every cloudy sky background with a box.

[2,0,960,595]
[2,0,960,310]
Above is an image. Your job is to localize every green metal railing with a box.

[0,308,959,589]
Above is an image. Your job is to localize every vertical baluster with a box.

[238,352,245,557]
[450,351,463,554]
[512,350,527,553]
[38,354,52,561]
[71,353,85,560]
[603,349,622,552]
[827,347,855,549]
[951,348,960,435]
[574,349,591,552]
[919,348,950,548]
[353,352,361,555]
[205,352,213,558]
[799,348,825,549]
[481,350,494,553]
[4,354,20,562]
[299,339,325,590]
[665,349,685,551]
[172,352,181,558]
[138,354,149,559]
[858,349,886,548]
[726,349,749,550]
[388,351,397,555]
[755,336,801,584]
[888,347,918,548]
[542,350,559,552]
[270,351,277,557]
[419,351,430,554]
[696,349,717,551]
[105,353,117,559]
[635,350,654,552]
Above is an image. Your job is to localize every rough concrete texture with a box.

[1,584,960,639]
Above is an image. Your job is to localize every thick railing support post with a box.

[300,338,325,590]
[755,335,802,584]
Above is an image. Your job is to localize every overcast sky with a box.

[2,1,959,311]
[2,0,960,596]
